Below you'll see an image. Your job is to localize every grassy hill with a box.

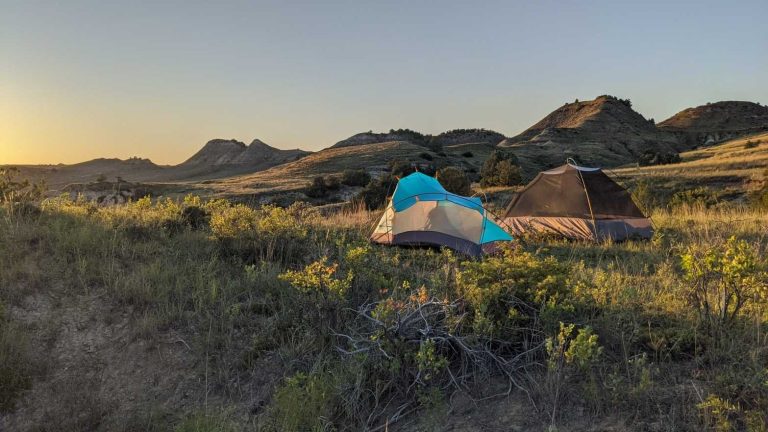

[202,140,498,200]
[659,101,768,147]
[612,131,768,205]
[500,95,682,177]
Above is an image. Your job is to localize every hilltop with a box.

[499,95,681,176]
[659,101,768,147]
[182,138,309,168]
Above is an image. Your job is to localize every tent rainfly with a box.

[370,172,512,257]
[503,163,652,241]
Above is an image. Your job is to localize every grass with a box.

[0,188,767,431]
[613,131,768,204]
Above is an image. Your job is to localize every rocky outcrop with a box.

[181,139,309,167]
[181,139,248,166]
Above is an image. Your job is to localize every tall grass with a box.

[0,195,766,431]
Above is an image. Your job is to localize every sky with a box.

[1,0,766,165]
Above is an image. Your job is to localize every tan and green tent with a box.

[502,163,652,241]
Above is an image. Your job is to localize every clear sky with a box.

[2,0,766,165]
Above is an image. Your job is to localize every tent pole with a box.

[573,164,598,241]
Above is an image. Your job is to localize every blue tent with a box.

[371,172,513,256]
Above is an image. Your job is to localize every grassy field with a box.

[0,183,766,431]
[613,132,768,206]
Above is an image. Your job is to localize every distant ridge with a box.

[659,101,768,147]
[331,128,506,149]
[181,138,309,167]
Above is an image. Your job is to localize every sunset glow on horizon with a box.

[2,0,766,165]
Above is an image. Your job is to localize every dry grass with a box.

[613,132,768,196]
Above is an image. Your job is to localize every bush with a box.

[180,205,209,230]
[210,202,316,263]
[480,150,522,187]
[638,151,681,166]
[267,371,338,431]
[210,204,259,239]
[389,160,416,177]
[356,176,398,210]
[461,151,474,158]
[744,140,760,149]
[435,167,471,196]
[419,152,433,161]
[341,169,371,187]
[0,167,44,205]
[669,187,717,208]
[457,246,570,338]
[631,179,657,214]
[680,236,767,332]
[306,175,340,198]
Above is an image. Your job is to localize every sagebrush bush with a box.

[457,245,570,337]
[266,371,338,431]
[680,236,767,332]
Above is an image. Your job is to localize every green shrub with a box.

[456,246,570,338]
[340,169,371,187]
[546,323,603,372]
[639,151,681,166]
[389,160,416,177]
[357,175,398,210]
[480,150,522,187]
[267,371,338,431]
[306,175,340,198]
[631,179,657,214]
[180,205,209,230]
[680,236,767,332]
[435,166,471,196]
[279,257,353,335]
[669,187,717,208]
[0,167,44,207]
[419,152,433,161]
[174,412,236,432]
[461,151,474,158]
[210,204,259,239]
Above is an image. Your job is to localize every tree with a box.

[480,151,522,187]
[389,160,416,178]
[436,167,471,196]
[305,176,340,198]
[341,169,371,187]
[357,176,398,210]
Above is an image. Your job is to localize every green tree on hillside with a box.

[480,151,522,187]
[436,167,471,196]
